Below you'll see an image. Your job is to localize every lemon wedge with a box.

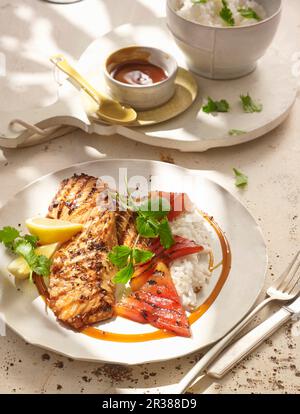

[7,243,60,280]
[26,217,83,245]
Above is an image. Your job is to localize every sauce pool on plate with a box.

[110,60,168,86]
[34,213,231,343]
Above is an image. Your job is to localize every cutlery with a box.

[207,296,300,379]
[50,54,137,125]
[172,250,300,394]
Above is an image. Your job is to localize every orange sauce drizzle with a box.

[208,250,214,272]
[35,213,231,343]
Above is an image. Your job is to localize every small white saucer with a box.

[0,21,297,151]
[78,22,298,152]
[82,68,198,127]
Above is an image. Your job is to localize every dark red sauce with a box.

[111,61,168,86]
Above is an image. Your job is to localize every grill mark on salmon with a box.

[47,174,118,330]
[116,210,136,246]
[46,175,189,333]
[64,174,90,216]
[115,209,150,251]
[48,174,108,223]
[49,175,81,219]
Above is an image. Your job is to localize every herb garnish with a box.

[240,93,263,113]
[135,197,174,248]
[192,0,207,4]
[220,0,235,26]
[238,7,261,21]
[108,193,175,284]
[203,97,230,113]
[109,245,154,284]
[229,129,246,136]
[0,226,51,281]
[233,168,248,188]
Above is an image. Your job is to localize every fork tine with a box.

[283,259,300,292]
[279,250,300,292]
[288,261,300,295]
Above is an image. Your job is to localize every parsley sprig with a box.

[233,168,248,188]
[192,0,207,4]
[238,7,261,21]
[109,244,154,284]
[135,197,174,249]
[108,192,175,285]
[220,0,235,26]
[240,93,263,113]
[0,226,51,281]
[111,189,175,249]
[203,97,230,113]
[229,129,246,136]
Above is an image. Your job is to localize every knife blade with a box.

[207,297,300,379]
[285,296,300,314]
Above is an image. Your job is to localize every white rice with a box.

[169,206,212,310]
[175,0,266,27]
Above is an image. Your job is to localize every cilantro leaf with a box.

[158,218,175,249]
[135,196,174,248]
[238,7,261,21]
[14,239,35,259]
[202,98,217,113]
[0,226,51,279]
[203,97,230,113]
[229,129,246,136]
[214,99,230,112]
[108,245,132,268]
[113,190,176,263]
[14,239,51,278]
[138,197,171,220]
[0,226,20,249]
[136,215,160,238]
[192,0,207,4]
[32,255,52,277]
[240,93,263,113]
[113,262,134,284]
[108,244,154,285]
[132,248,154,265]
[220,0,235,26]
[135,196,171,239]
[233,168,248,188]
[24,234,39,247]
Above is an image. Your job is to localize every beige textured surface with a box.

[0,0,299,394]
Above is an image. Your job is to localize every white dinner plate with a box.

[0,160,267,364]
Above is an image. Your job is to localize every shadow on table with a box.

[0,0,157,111]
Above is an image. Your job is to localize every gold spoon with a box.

[50,54,137,124]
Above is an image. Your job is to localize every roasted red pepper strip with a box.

[117,262,191,337]
[131,236,203,291]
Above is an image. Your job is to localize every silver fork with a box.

[168,250,300,394]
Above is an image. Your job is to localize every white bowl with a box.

[167,0,282,80]
[104,46,178,110]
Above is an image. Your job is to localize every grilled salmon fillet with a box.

[47,174,118,329]
[48,173,105,224]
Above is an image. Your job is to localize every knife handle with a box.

[207,308,291,379]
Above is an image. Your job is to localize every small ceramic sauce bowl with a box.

[104,46,178,111]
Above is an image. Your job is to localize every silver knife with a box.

[207,297,300,379]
